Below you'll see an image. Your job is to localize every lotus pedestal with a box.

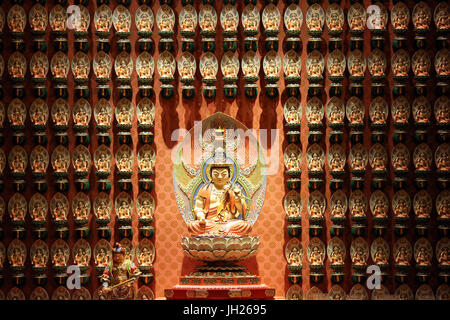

[164,236,275,300]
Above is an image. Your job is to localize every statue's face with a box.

[211,167,230,187]
[113,252,125,263]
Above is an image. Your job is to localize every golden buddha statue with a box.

[187,161,252,236]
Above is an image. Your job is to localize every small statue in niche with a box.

[49,5,66,32]
[284,4,302,33]
[434,49,449,78]
[30,287,49,301]
[392,50,410,79]
[72,193,90,221]
[307,144,325,173]
[307,238,325,266]
[412,2,432,32]
[284,144,302,173]
[51,99,70,127]
[180,5,197,34]
[395,285,414,300]
[51,239,69,268]
[113,5,131,34]
[74,5,90,34]
[178,52,196,81]
[30,52,49,79]
[370,190,389,219]
[392,96,410,125]
[327,50,346,80]
[73,99,91,128]
[94,99,113,127]
[93,52,112,80]
[328,144,346,173]
[200,52,218,80]
[306,4,324,33]
[31,240,48,268]
[368,49,386,78]
[416,285,435,300]
[284,191,301,218]
[29,193,47,222]
[30,145,49,174]
[8,146,27,174]
[30,99,49,128]
[392,190,411,219]
[412,96,432,125]
[221,5,238,33]
[414,238,433,266]
[394,238,412,266]
[347,3,366,33]
[326,4,344,34]
[157,51,176,80]
[73,145,91,174]
[94,239,112,268]
[94,145,113,173]
[262,4,280,32]
[306,97,324,125]
[94,5,112,33]
[7,239,26,267]
[115,192,132,220]
[284,97,301,125]
[242,51,260,79]
[327,237,345,266]
[28,3,48,32]
[51,52,69,79]
[116,145,133,173]
[392,144,410,172]
[114,52,133,80]
[308,191,326,220]
[436,190,450,220]
[434,2,449,32]
[263,51,281,78]
[350,237,369,266]
[137,239,155,267]
[8,193,27,222]
[306,50,324,79]
[369,144,388,172]
[72,52,90,81]
[8,52,27,79]
[371,238,389,265]
[115,98,133,127]
[137,145,156,173]
[137,192,155,220]
[349,144,368,172]
[330,190,347,219]
[137,98,155,127]
[435,144,450,172]
[437,238,449,266]
[348,284,369,300]
[434,96,450,125]
[391,2,410,32]
[135,5,154,33]
[242,4,259,33]
[414,190,433,219]
[137,286,155,300]
[326,97,345,125]
[51,145,70,173]
[412,50,431,78]
[156,5,175,34]
[413,143,433,172]
[73,239,91,267]
[50,193,69,221]
[346,96,365,126]
[51,287,70,300]
[436,284,450,301]
[94,193,112,221]
[199,5,217,33]
[285,238,303,266]
[283,50,301,80]
[7,5,26,33]
[369,97,389,125]
[347,49,366,79]
[368,3,388,31]
[349,190,367,218]
[8,98,26,127]
[221,52,239,80]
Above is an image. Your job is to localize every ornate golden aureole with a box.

[167,112,273,299]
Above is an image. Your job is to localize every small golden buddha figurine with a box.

[330,247,344,265]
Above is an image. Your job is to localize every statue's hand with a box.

[102,287,112,294]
